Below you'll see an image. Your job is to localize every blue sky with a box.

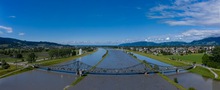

[0,0,220,45]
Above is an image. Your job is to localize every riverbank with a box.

[0,50,97,79]
[189,66,215,79]
[65,50,180,90]
[164,53,203,64]
[128,50,219,80]
[0,65,22,78]
[36,50,98,66]
[0,66,34,79]
[128,50,187,66]
[65,50,108,90]
[212,70,220,80]
[67,49,181,90]
[127,51,186,90]
[158,73,186,90]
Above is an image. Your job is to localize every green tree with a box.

[72,50,76,56]
[48,49,57,59]
[1,60,10,69]
[27,53,37,63]
[202,54,209,65]
[211,47,220,63]
[188,87,196,90]
[174,78,178,83]
[16,53,23,59]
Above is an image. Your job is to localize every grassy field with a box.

[23,51,49,60]
[0,65,21,76]
[1,58,20,62]
[189,66,215,79]
[130,51,187,66]
[129,50,218,80]
[164,54,204,64]
[0,66,34,79]
[35,50,97,66]
[213,70,220,80]
[1,51,49,63]
[0,50,97,79]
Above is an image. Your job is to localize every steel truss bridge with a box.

[35,61,193,75]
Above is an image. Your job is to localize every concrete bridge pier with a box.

[76,70,84,77]
[176,69,179,74]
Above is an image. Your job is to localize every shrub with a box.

[188,87,196,90]
[174,78,178,83]
[1,60,10,69]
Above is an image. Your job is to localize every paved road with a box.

[176,60,219,78]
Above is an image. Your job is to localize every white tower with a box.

[79,49,82,55]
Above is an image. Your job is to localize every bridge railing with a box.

[34,60,194,75]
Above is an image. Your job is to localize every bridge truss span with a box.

[35,60,193,75]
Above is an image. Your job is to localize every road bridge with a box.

[35,60,193,75]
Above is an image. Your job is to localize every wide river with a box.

[0,48,220,90]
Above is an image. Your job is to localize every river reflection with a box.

[133,53,171,66]
[61,48,106,66]
[0,70,76,90]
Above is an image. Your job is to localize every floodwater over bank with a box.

[131,51,220,90]
[133,53,171,66]
[168,72,220,90]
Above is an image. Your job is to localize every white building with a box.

[79,49,82,55]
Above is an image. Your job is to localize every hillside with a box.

[0,37,67,48]
[119,37,220,46]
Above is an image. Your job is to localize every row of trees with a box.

[202,47,220,68]
[26,53,38,63]
[0,47,46,56]
[48,49,76,59]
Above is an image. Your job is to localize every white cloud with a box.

[148,0,220,26]
[9,16,16,18]
[0,26,13,33]
[166,37,170,41]
[145,29,220,42]
[18,33,25,36]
